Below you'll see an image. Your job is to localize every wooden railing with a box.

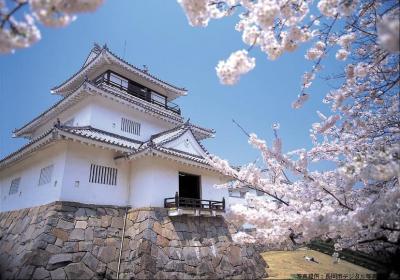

[94,77,181,115]
[164,192,225,211]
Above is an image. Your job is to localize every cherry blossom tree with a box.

[0,0,103,53]
[178,0,400,269]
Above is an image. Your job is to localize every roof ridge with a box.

[149,123,185,140]
[52,45,187,94]
[13,81,91,136]
[0,128,56,167]
[186,126,210,155]
[156,146,205,159]
[59,125,143,144]
[125,145,209,165]
[51,49,103,92]
[151,126,189,146]
[14,81,184,138]
[188,122,215,134]
[80,43,102,68]
[106,48,187,91]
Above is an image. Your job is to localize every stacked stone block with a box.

[0,202,124,279]
[119,208,266,279]
[0,202,266,279]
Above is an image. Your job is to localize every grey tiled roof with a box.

[59,126,142,149]
[2,123,212,170]
[52,44,187,94]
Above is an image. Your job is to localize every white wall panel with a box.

[0,143,67,212]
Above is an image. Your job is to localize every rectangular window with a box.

[110,73,128,89]
[38,165,53,186]
[121,117,141,135]
[89,164,117,185]
[9,177,21,195]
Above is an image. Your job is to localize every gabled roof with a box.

[150,122,210,155]
[4,124,215,172]
[128,145,211,166]
[119,123,214,169]
[149,120,214,142]
[0,125,142,170]
[51,44,187,99]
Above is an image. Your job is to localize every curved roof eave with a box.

[51,47,188,97]
[0,125,136,171]
[13,81,92,137]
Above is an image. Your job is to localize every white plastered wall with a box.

[29,94,177,143]
[31,97,93,139]
[89,96,175,141]
[129,157,228,208]
[0,142,67,212]
[60,141,129,206]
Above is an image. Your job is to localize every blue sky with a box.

[0,0,340,166]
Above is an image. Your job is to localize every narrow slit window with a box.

[89,164,117,186]
[121,117,140,135]
[9,177,21,195]
[38,165,54,186]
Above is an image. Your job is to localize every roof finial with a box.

[103,43,108,50]
[183,118,190,127]
[93,42,101,51]
[54,118,61,128]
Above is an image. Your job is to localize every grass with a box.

[262,248,376,279]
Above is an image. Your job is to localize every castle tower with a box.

[0,45,266,279]
[1,44,227,213]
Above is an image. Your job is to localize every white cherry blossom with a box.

[0,0,103,53]
[216,50,255,85]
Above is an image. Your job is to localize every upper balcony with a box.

[164,192,225,217]
[94,71,181,115]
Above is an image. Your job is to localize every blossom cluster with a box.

[185,0,400,261]
[215,50,255,85]
[0,0,103,53]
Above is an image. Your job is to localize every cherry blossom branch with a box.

[231,175,290,206]
[0,0,103,53]
[0,1,27,28]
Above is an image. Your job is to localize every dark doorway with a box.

[179,172,200,199]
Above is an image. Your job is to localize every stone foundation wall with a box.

[0,202,266,279]
[119,208,266,279]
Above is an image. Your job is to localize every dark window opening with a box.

[179,172,200,199]
[93,70,180,115]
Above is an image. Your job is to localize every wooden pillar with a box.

[175,192,179,208]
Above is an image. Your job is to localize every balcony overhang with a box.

[164,195,225,217]
[167,208,224,217]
